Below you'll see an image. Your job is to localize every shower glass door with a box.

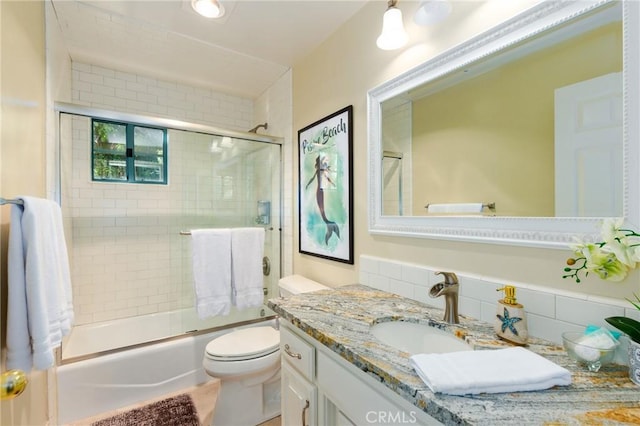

[59,111,281,360]
[174,130,282,332]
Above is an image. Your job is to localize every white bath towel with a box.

[230,227,265,309]
[191,229,232,318]
[7,196,74,371]
[409,346,571,395]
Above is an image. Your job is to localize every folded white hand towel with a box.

[7,196,74,372]
[231,227,265,309]
[191,229,232,318]
[409,346,572,395]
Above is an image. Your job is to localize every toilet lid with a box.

[205,326,280,360]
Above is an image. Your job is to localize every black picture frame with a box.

[298,105,354,264]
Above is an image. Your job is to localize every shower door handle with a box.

[263,256,270,276]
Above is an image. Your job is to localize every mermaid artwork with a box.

[306,154,340,245]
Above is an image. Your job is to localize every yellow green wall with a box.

[1,1,50,425]
[412,23,622,216]
[292,1,638,299]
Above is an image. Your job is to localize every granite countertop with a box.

[267,284,640,425]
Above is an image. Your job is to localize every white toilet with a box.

[203,275,328,426]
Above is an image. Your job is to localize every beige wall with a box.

[1,1,49,425]
[292,1,639,299]
[412,22,622,217]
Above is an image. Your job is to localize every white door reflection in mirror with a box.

[554,72,622,217]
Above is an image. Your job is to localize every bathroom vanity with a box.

[268,285,640,425]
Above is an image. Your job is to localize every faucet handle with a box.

[435,271,458,285]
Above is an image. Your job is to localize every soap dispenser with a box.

[494,285,528,345]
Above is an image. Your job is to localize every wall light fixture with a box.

[376,0,408,50]
[414,0,452,26]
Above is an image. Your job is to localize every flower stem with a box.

[563,257,588,283]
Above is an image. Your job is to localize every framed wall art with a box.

[298,105,354,264]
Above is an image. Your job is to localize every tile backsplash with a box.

[359,254,639,362]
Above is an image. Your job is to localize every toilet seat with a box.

[205,326,280,361]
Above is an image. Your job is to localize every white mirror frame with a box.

[368,0,640,249]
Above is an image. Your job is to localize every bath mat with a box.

[91,393,199,426]
[65,379,220,426]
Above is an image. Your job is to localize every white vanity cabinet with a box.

[280,324,443,426]
[280,326,316,426]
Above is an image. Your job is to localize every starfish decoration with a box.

[497,307,522,336]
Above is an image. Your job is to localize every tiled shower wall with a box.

[359,254,640,350]
[71,62,253,130]
[65,62,280,325]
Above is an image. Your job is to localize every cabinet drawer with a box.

[281,326,315,380]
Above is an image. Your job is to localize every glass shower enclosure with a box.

[58,106,282,360]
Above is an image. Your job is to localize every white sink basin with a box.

[370,321,472,354]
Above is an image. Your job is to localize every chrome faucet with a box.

[429,271,459,324]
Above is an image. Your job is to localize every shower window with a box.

[92,119,167,184]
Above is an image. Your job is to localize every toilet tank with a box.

[278,275,328,297]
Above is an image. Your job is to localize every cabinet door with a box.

[336,410,357,426]
[282,362,316,426]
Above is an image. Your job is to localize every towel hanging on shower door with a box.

[191,228,232,319]
[230,227,265,309]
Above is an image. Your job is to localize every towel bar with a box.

[424,202,496,211]
[0,197,23,206]
[180,228,274,235]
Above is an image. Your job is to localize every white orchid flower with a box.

[606,239,637,269]
[564,220,639,283]
[584,245,629,282]
[630,246,640,264]
[601,217,626,243]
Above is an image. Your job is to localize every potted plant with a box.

[605,294,640,386]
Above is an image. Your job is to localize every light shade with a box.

[191,0,225,18]
[414,0,452,26]
[376,5,408,50]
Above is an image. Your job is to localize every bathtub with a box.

[61,306,271,360]
[57,311,276,425]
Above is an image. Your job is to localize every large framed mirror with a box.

[367,0,640,248]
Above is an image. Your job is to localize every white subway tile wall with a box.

[359,254,630,347]
[72,62,253,131]
[65,62,280,325]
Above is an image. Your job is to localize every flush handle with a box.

[284,344,302,360]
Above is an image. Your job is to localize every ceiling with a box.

[50,0,370,99]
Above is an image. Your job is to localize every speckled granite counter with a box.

[267,284,640,425]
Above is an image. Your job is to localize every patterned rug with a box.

[91,393,199,426]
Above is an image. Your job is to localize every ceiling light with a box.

[191,0,225,19]
[377,0,409,51]
[414,0,452,26]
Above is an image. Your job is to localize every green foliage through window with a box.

[92,119,167,184]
